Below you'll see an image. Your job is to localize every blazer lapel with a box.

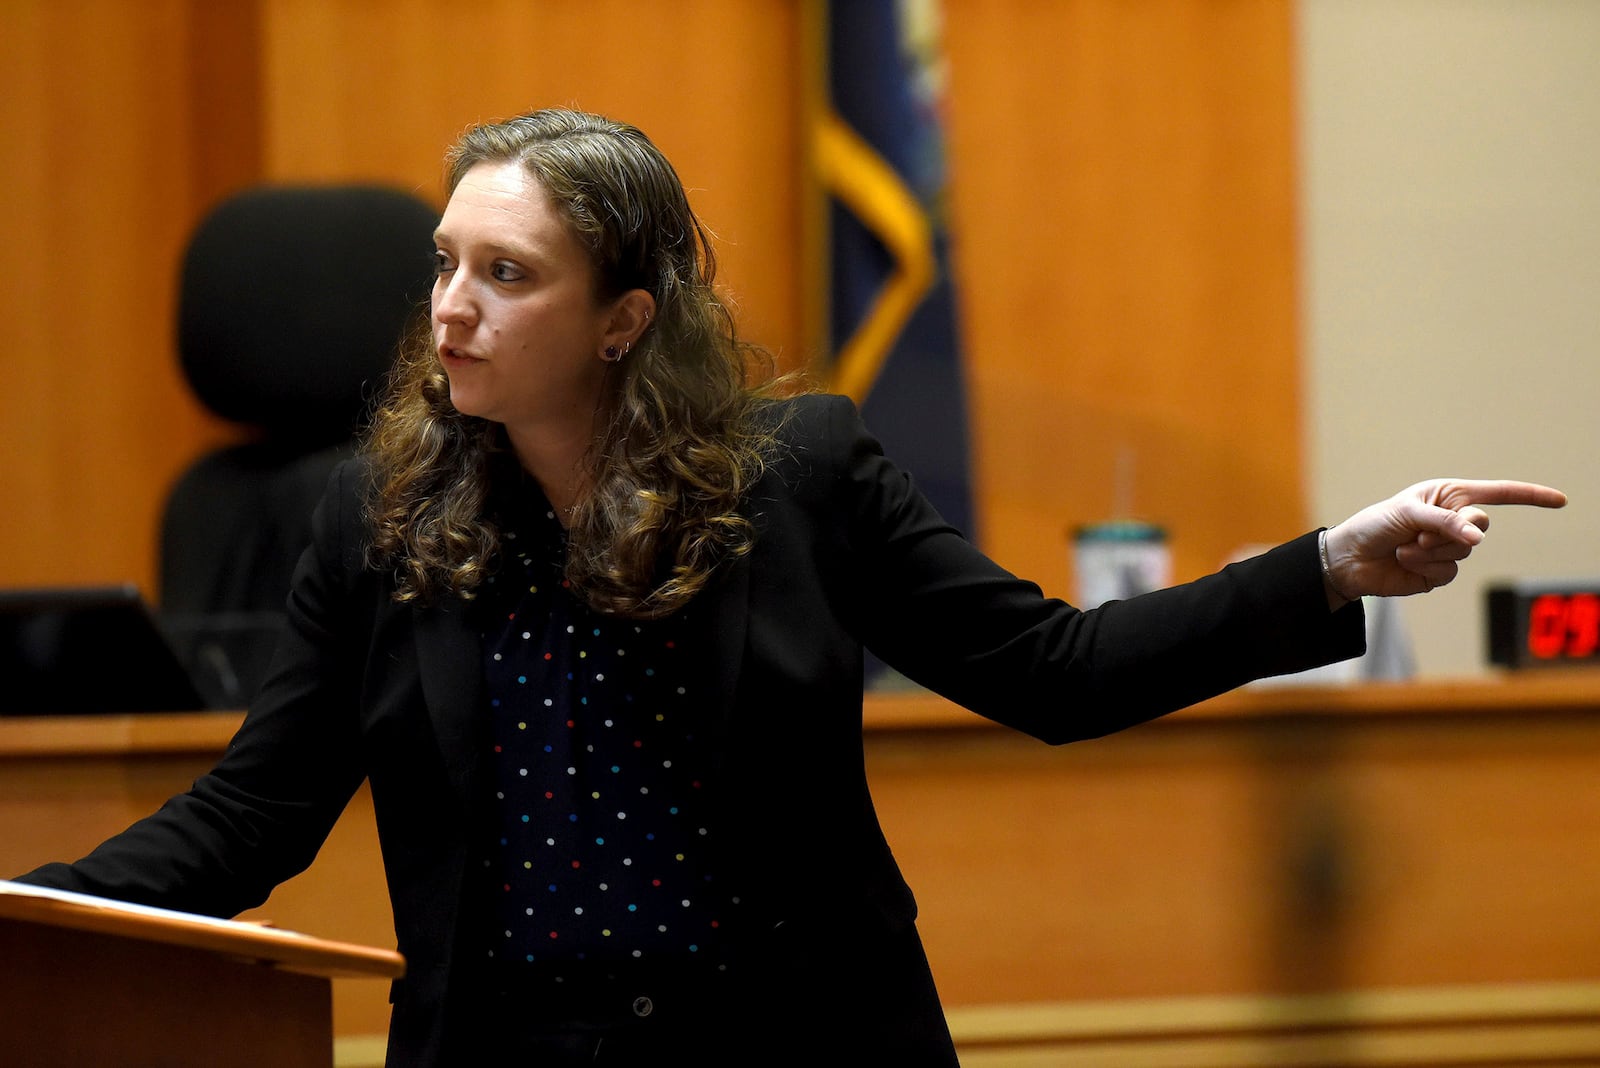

[684,553,751,755]
[412,597,489,805]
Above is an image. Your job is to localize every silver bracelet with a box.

[1318,528,1356,603]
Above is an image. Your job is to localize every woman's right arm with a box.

[12,461,374,919]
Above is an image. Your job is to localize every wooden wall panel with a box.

[0,1,237,594]
[255,0,807,364]
[3,0,1300,615]
[0,0,805,597]
[7,680,1598,1041]
[943,1,1304,596]
[185,1,266,209]
[868,689,1600,1007]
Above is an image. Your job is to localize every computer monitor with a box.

[0,586,207,715]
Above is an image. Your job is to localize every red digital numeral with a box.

[1528,594,1567,658]
[1526,593,1600,660]
[1567,593,1600,659]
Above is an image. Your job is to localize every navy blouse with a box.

[476,486,740,978]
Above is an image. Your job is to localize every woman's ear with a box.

[599,288,656,361]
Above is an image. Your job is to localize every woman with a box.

[18,109,1565,1065]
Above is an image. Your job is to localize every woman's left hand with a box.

[1322,479,1568,606]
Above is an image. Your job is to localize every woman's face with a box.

[431,160,616,439]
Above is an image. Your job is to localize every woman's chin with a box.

[444,385,491,421]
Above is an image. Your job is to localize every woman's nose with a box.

[433,272,476,326]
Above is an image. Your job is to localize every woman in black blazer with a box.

[18,109,1564,1066]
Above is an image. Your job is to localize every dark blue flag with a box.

[817,0,977,545]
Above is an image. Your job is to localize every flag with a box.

[814,0,977,544]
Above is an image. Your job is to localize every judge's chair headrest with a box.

[178,184,439,444]
[160,186,439,704]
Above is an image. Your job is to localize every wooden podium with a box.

[0,882,404,1068]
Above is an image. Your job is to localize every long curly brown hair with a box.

[364,108,787,617]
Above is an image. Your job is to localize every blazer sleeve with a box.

[814,395,1367,743]
[12,462,372,917]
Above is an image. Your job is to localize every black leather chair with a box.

[159,185,437,706]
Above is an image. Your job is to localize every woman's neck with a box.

[505,420,595,520]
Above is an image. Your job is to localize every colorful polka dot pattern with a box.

[479,508,736,974]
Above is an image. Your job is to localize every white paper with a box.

[0,879,311,941]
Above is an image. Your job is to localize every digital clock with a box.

[1486,582,1600,669]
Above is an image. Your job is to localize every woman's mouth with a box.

[439,346,486,366]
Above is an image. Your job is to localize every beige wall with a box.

[1298,0,1600,677]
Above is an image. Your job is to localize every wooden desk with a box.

[3,673,1598,1043]
[865,672,1600,1006]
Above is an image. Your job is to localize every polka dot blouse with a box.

[477,494,738,978]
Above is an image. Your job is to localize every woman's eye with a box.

[432,250,455,276]
[492,262,525,283]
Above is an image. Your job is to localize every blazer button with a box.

[632,996,654,1018]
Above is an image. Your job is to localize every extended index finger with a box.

[1438,480,1568,510]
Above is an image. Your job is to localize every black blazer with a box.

[21,394,1364,1063]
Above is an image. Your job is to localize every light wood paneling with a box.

[254,0,807,363]
[0,1,238,595]
[867,675,1600,1007]
[328,983,1600,1067]
[4,1,1301,606]
[0,0,805,597]
[948,984,1600,1067]
[944,1,1305,595]
[7,677,1600,1040]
